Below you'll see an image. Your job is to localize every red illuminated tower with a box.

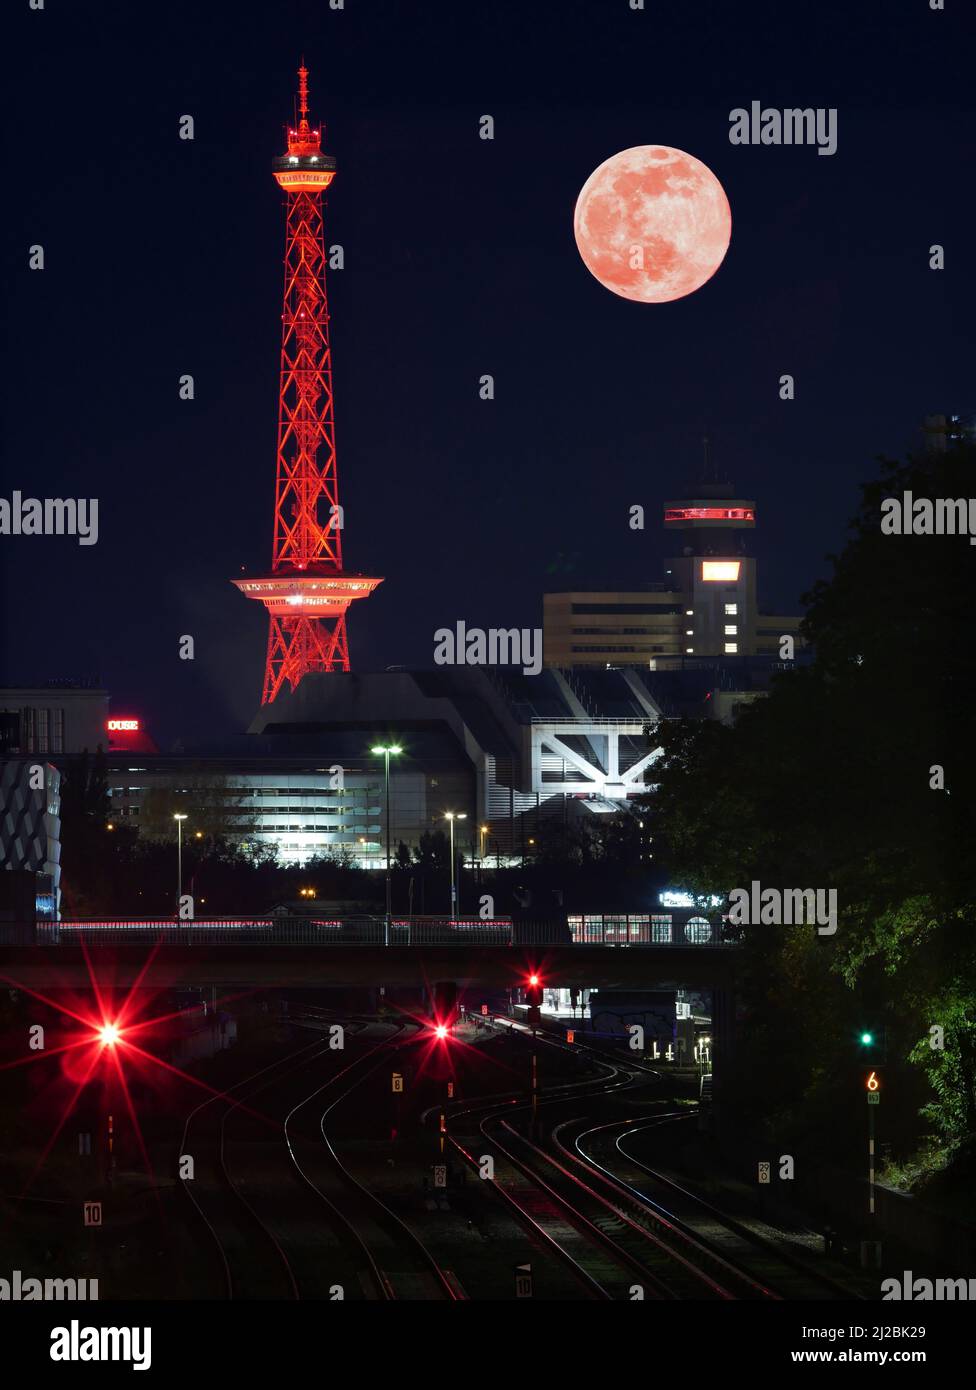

[234,66,382,704]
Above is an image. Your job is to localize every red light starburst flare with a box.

[0,946,271,1199]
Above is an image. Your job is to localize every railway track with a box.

[179,1011,461,1299]
[529,1022,856,1297]
[283,1031,463,1300]
[177,1006,853,1301]
[439,1031,691,1297]
[450,1100,774,1299]
[178,1025,351,1299]
[456,1016,857,1299]
[439,1018,793,1298]
[567,1112,857,1300]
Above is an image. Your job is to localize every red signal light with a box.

[434,1024,448,1040]
[525,973,543,1007]
[98,1023,121,1048]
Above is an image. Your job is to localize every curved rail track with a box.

[178,1014,456,1298]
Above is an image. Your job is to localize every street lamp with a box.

[479,824,489,860]
[371,744,402,945]
[444,811,467,920]
[173,814,188,913]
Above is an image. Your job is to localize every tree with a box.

[58,748,118,915]
[414,830,449,872]
[650,444,976,1165]
[137,770,258,845]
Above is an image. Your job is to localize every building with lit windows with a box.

[2,653,808,877]
[5,519,811,880]
[0,760,61,919]
[101,737,440,870]
[0,683,108,756]
[543,479,804,668]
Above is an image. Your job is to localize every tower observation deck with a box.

[234,66,382,705]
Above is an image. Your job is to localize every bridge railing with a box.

[0,915,736,948]
[33,917,520,947]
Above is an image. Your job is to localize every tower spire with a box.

[298,62,309,124]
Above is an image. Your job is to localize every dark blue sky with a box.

[3,0,973,745]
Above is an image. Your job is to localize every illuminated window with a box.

[664,507,754,522]
[724,624,737,635]
[725,603,737,615]
[702,561,740,581]
[685,646,694,653]
[651,915,672,943]
[685,609,693,616]
[724,642,738,653]
[685,629,693,636]
[685,916,713,945]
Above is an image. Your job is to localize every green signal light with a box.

[860,1032,874,1046]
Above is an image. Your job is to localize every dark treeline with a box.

[650,444,976,1194]
[57,805,659,921]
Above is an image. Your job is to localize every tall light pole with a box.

[445,811,467,920]
[371,744,402,945]
[479,823,489,889]
[173,814,188,914]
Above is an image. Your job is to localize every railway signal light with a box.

[856,1024,887,1063]
[432,981,458,1035]
[525,973,543,1008]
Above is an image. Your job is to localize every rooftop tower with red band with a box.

[233,66,382,704]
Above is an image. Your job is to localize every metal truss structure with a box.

[233,67,381,704]
[526,719,662,799]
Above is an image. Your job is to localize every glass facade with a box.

[106,767,430,868]
[567,912,718,944]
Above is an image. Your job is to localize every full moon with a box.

[574,146,731,303]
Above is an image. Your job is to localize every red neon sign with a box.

[665,507,754,522]
[107,719,140,731]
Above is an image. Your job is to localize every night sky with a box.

[3,0,973,746]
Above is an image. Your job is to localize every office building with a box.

[544,480,804,669]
